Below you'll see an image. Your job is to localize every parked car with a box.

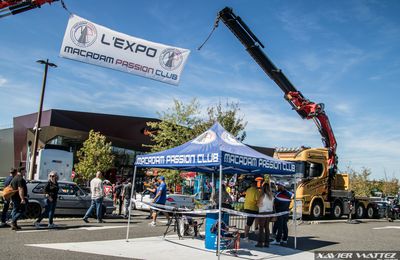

[26,180,115,219]
[133,189,195,211]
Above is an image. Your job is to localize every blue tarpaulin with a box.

[134,122,296,175]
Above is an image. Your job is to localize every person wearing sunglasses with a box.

[34,171,59,228]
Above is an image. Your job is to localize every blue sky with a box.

[1,0,399,180]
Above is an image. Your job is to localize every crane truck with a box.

[215,7,381,219]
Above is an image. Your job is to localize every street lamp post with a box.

[28,59,57,180]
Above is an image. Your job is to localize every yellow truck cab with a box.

[274,147,379,219]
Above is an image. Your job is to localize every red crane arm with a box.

[217,7,338,176]
[0,0,57,18]
[286,91,337,174]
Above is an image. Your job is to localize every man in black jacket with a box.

[271,182,292,245]
[10,167,28,230]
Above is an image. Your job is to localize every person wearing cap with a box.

[149,175,170,227]
[271,182,293,246]
[0,168,17,228]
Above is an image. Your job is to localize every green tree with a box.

[145,98,247,189]
[349,167,372,196]
[195,100,247,141]
[382,171,399,196]
[75,130,114,181]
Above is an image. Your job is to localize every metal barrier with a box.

[229,215,255,231]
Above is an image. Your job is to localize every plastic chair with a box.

[210,220,240,253]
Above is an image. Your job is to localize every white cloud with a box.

[277,9,322,42]
[334,103,352,114]
[0,76,7,86]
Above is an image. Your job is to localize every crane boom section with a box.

[0,0,56,18]
[217,7,337,175]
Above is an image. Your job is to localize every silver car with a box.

[26,180,115,219]
[133,189,195,211]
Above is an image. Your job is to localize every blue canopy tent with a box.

[126,122,298,256]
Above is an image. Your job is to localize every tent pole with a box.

[126,166,137,242]
[293,172,297,249]
[212,172,215,193]
[217,165,222,259]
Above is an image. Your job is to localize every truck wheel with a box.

[332,202,343,219]
[355,204,365,219]
[311,201,323,220]
[26,203,42,219]
[367,206,375,219]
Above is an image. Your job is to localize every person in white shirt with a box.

[256,182,274,247]
[82,171,105,223]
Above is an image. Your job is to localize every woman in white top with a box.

[256,182,274,247]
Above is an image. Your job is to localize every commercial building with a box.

[0,109,274,186]
[0,109,157,180]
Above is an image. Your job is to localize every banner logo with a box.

[70,21,97,48]
[221,131,243,146]
[159,48,184,71]
[192,130,216,144]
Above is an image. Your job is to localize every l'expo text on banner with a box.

[60,14,190,85]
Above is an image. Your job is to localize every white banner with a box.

[60,14,190,85]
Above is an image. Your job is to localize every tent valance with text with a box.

[135,122,295,175]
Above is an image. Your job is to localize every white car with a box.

[133,190,195,211]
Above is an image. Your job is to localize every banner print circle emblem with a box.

[192,130,216,144]
[70,20,97,48]
[221,131,243,146]
[159,48,184,71]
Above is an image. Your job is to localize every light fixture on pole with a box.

[28,59,57,180]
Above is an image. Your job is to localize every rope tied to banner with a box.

[60,0,72,15]
[137,200,290,218]
[197,13,221,51]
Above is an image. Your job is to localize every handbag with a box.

[2,185,18,200]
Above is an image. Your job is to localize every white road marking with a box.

[17,225,127,233]
[68,225,127,231]
[18,229,49,233]
[373,226,400,230]
[26,235,313,260]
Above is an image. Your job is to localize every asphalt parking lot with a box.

[1,210,399,259]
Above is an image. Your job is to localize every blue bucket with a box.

[205,212,230,250]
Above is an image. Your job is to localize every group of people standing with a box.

[112,178,132,219]
[243,179,293,247]
[208,177,293,247]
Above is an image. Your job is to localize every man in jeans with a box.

[0,168,17,228]
[271,182,292,245]
[121,178,132,219]
[10,167,28,230]
[83,171,105,223]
